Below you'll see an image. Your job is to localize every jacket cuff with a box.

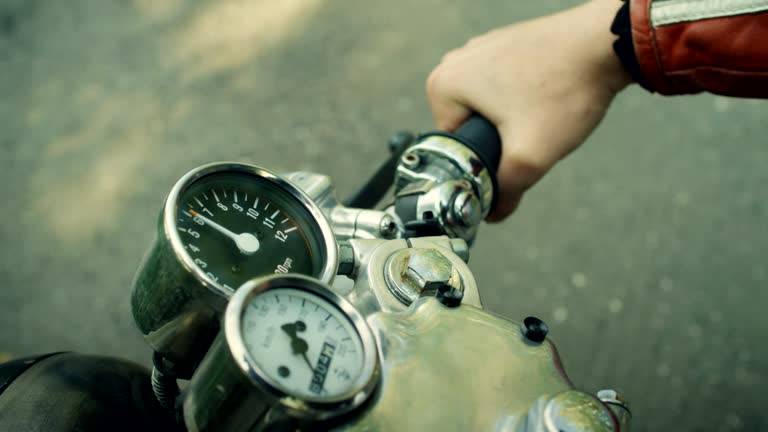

[629,0,679,94]
[627,0,768,97]
[611,1,651,91]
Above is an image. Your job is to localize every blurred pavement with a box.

[1,1,766,431]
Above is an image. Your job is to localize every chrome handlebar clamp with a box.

[393,135,494,244]
[284,171,400,241]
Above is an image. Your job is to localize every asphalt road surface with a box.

[1,1,766,431]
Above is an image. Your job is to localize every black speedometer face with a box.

[174,172,326,291]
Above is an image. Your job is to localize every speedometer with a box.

[183,275,379,430]
[131,162,338,369]
[240,287,366,400]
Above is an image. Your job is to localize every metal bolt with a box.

[401,152,421,170]
[337,242,355,275]
[521,316,549,343]
[403,248,454,293]
[452,190,482,227]
[379,214,397,238]
[384,248,463,306]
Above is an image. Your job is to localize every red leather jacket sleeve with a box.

[630,0,768,97]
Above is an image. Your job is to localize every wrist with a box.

[582,0,634,93]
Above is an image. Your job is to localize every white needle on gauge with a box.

[189,210,260,255]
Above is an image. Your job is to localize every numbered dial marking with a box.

[174,172,326,290]
[242,288,365,401]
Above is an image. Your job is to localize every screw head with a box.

[401,152,421,170]
[379,215,397,238]
[521,316,549,343]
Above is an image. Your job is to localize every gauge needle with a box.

[189,210,260,255]
[281,322,314,372]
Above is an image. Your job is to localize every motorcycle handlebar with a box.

[454,115,502,181]
[423,115,502,212]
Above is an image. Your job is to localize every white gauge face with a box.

[242,288,366,401]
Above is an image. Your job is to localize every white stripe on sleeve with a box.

[651,0,768,27]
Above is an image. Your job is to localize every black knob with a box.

[435,283,464,308]
[521,316,549,343]
[388,131,415,154]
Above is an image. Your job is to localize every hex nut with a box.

[403,249,454,292]
[337,242,355,275]
[384,248,464,306]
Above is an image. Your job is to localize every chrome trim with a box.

[224,274,379,419]
[164,162,339,297]
[394,135,494,243]
[404,136,494,217]
[284,171,404,241]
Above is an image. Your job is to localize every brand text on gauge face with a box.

[309,342,336,394]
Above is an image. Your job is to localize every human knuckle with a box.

[504,154,550,183]
[425,68,446,96]
[441,48,463,63]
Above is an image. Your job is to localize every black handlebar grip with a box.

[454,115,502,180]
[423,115,502,212]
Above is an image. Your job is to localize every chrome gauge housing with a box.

[183,275,379,431]
[227,275,378,411]
[131,162,338,370]
[165,162,338,292]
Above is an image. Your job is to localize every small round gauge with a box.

[166,163,338,293]
[242,288,365,400]
[225,275,379,417]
